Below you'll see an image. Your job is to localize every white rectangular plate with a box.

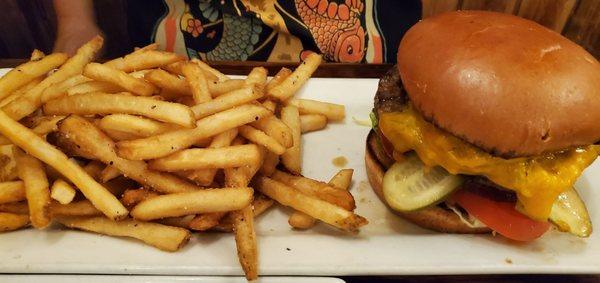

[0,275,344,283]
[0,70,599,276]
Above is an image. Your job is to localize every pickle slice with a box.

[549,188,592,237]
[382,153,463,212]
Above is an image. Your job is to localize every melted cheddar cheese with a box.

[379,106,600,221]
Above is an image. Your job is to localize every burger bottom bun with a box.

[365,130,491,234]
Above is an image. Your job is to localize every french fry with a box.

[191,86,263,119]
[158,215,195,228]
[83,63,157,96]
[182,62,211,104]
[259,151,279,176]
[50,179,76,204]
[0,212,29,232]
[267,53,321,101]
[224,138,264,188]
[289,169,354,229]
[238,125,286,155]
[57,115,201,194]
[43,92,195,128]
[280,105,302,174]
[66,81,124,96]
[30,49,45,61]
[120,188,159,208]
[261,100,277,112]
[14,148,51,229]
[0,110,128,220]
[266,68,292,91]
[50,200,102,217]
[104,50,184,73]
[0,76,44,108]
[271,170,355,210]
[56,216,191,252]
[251,116,293,148]
[192,59,229,82]
[213,194,274,232]
[3,36,103,121]
[162,61,186,77]
[254,177,367,233]
[329,169,354,190]
[0,116,64,146]
[83,161,105,180]
[131,187,254,221]
[300,114,327,133]
[233,205,258,280]
[0,202,29,215]
[0,181,25,204]
[209,79,245,97]
[245,67,267,89]
[0,52,68,101]
[149,144,261,171]
[40,75,91,102]
[287,99,345,121]
[100,165,121,183]
[144,69,190,97]
[117,104,272,160]
[98,114,181,141]
[0,151,17,182]
[189,212,226,231]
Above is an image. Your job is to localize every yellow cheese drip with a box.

[379,107,599,221]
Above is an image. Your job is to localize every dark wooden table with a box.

[0,59,597,283]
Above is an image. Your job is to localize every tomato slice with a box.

[451,188,551,241]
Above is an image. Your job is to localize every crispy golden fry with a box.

[158,215,195,228]
[255,177,366,233]
[0,181,25,204]
[238,125,286,155]
[44,92,195,127]
[233,205,258,280]
[50,200,102,217]
[83,63,157,96]
[287,99,345,121]
[251,116,293,148]
[0,76,44,108]
[3,36,103,121]
[40,75,91,102]
[245,67,267,89]
[149,144,261,171]
[50,179,76,204]
[30,49,45,60]
[189,212,227,231]
[261,100,277,112]
[57,115,201,194]
[0,53,68,101]
[14,148,51,229]
[267,53,321,101]
[0,116,64,146]
[177,129,237,186]
[66,81,124,96]
[266,68,292,91]
[162,61,186,77]
[100,165,121,182]
[0,202,28,214]
[56,216,191,252]
[223,138,264,188]
[329,169,353,190]
[98,114,180,141]
[182,62,211,104]
[131,187,253,221]
[209,79,245,97]
[0,212,29,232]
[191,86,263,119]
[0,150,17,182]
[271,170,355,210]
[144,69,189,97]
[280,105,302,174]
[213,194,274,232]
[288,211,316,229]
[120,188,159,208]
[117,104,272,160]
[104,50,184,73]
[192,59,229,82]
[259,151,279,177]
[300,114,327,133]
[0,110,127,221]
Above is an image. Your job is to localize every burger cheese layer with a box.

[379,105,600,221]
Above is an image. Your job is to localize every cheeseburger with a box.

[366,11,600,241]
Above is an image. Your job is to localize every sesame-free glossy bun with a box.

[397,10,600,157]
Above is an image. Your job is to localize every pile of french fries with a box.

[0,36,367,280]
